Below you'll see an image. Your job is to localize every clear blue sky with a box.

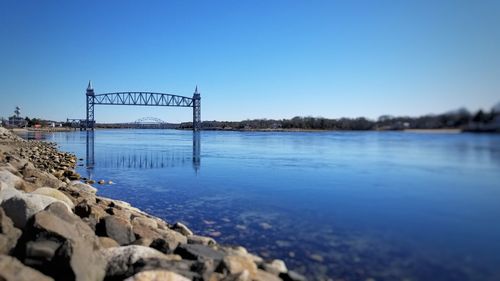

[0,0,499,123]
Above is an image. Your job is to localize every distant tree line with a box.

[179,107,500,132]
[24,117,46,127]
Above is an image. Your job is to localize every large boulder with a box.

[172,222,193,236]
[132,220,187,252]
[261,259,288,275]
[0,182,22,203]
[279,271,308,281]
[0,192,70,229]
[96,215,136,245]
[0,169,24,189]
[131,216,158,229]
[16,202,106,281]
[123,270,190,281]
[31,187,75,209]
[174,244,224,261]
[74,200,92,218]
[255,270,282,281]
[0,207,22,254]
[0,255,54,281]
[69,181,97,194]
[0,163,22,175]
[188,235,216,246]
[102,245,184,280]
[219,255,258,278]
[20,165,60,189]
[98,237,120,249]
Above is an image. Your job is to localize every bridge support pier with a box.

[86,81,95,130]
[193,86,201,131]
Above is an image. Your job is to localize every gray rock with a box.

[19,202,106,281]
[0,169,24,189]
[0,182,22,203]
[102,245,182,279]
[261,259,288,275]
[25,239,60,264]
[220,271,250,281]
[132,221,187,251]
[174,244,224,261]
[69,181,97,194]
[131,216,158,229]
[188,235,216,246]
[0,254,54,281]
[98,237,120,248]
[279,271,308,281]
[96,215,136,245]
[1,192,70,228]
[31,187,75,209]
[220,255,258,279]
[20,165,60,189]
[0,207,22,254]
[256,270,282,281]
[131,237,153,247]
[123,270,190,281]
[74,200,92,218]
[133,259,197,280]
[172,222,193,236]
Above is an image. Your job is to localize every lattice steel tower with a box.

[193,86,201,131]
[86,80,95,130]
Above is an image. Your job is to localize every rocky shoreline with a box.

[0,127,306,281]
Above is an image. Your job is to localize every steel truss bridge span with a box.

[134,117,166,124]
[93,92,194,107]
[85,82,201,131]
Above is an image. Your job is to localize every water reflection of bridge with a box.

[85,131,200,178]
[98,151,193,169]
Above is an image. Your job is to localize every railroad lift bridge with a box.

[83,81,201,131]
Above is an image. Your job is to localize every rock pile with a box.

[0,127,307,281]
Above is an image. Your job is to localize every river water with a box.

[21,129,500,280]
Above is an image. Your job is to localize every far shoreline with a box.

[10,127,500,134]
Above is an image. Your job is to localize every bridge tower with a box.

[86,80,95,130]
[192,86,201,131]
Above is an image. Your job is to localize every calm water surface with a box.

[23,130,500,280]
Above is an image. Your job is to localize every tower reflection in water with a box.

[85,130,200,180]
